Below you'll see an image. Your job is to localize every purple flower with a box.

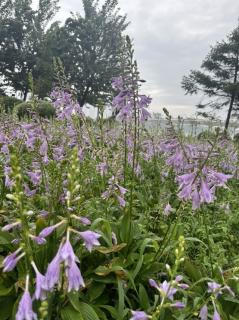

[130,310,149,320]
[160,280,177,301]
[163,203,173,216]
[2,248,25,272]
[117,184,128,195]
[31,262,47,300]
[200,180,213,203]
[30,235,47,245]
[60,239,77,267]
[210,172,232,186]
[79,216,91,225]
[112,76,124,90]
[39,221,65,238]
[170,301,185,308]
[192,188,200,210]
[178,184,193,201]
[149,279,160,290]
[177,172,196,186]
[65,260,85,292]
[96,162,108,176]
[71,215,91,225]
[208,282,222,297]
[199,305,208,320]
[16,276,37,320]
[79,230,101,252]
[38,210,49,218]
[39,140,48,156]
[39,225,56,238]
[117,195,126,207]
[24,184,37,197]
[27,171,42,186]
[213,309,220,320]
[44,249,62,291]
[2,221,21,232]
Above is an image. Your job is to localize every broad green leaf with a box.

[96,243,127,254]
[61,305,83,320]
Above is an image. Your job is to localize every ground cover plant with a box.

[0,40,239,320]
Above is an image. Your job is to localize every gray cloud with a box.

[39,0,239,117]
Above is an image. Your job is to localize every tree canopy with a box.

[54,0,129,106]
[0,0,59,100]
[182,24,239,129]
[0,0,129,106]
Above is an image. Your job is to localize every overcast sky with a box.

[37,0,239,117]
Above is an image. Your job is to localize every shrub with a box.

[15,100,55,119]
[0,95,21,113]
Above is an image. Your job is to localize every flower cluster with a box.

[177,168,232,209]
[112,76,151,122]
[102,175,128,207]
[50,89,82,120]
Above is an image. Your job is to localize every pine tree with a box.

[182,24,239,129]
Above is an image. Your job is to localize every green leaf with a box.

[139,284,150,310]
[132,238,154,279]
[99,305,118,319]
[96,243,127,254]
[88,283,106,302]
[61,305,83,320]
[68,293,100,320]
[0,231,13,245]
[185,237,207,248]
[0,296,16,320]
[0,284,13,297]
[77,302,100,320]
[117,279,125,320]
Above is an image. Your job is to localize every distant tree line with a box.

[0,0,129,107]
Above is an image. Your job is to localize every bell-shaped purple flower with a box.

[60,239,77,267]
[44,249,62,291]
[192,188,200,210]
[65,260,85,292]
[171,301,185,308]
[117,195,126,207]
[79,216,91,225]
[39,221,65,238]
[3,248,25,272]
[2,221,21,232]
[200,180,213,203]
[16,276,37,320]
[213,309,220,320]
[199,305,208,320]
[149,279,160,290]
[31,262,47,300]
[30,235,46,245]
[79,230,101,252]
[130,310,149,320]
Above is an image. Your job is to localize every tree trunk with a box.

[79,85,91,108]
[23,87,28,101]
[225,53,239,130]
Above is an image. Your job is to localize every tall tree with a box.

[0,0,59,99]
[55,0,129,107]
[182,24,239,129]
